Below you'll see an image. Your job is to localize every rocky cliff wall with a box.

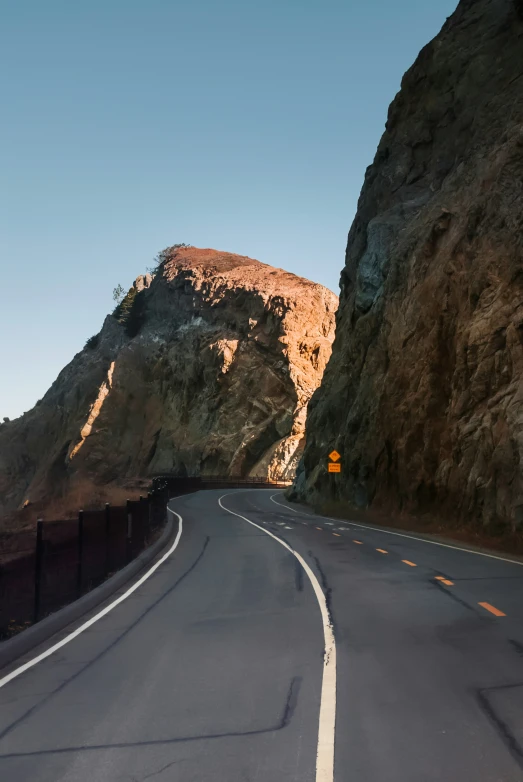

[296,0,523,532]
[0,248,337,517]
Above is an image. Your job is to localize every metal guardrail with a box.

[0,475,290,639]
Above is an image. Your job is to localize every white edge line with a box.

[269,491,301,513]
[219,492,336,782]
[344,519,523,567]
[0,506,184,689]
[270,491,523,568]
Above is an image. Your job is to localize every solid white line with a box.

[269,491,523,568]
[345,520,523,567]
[0,507,184,689]
[219,493,336,782]
[269,492,301,513]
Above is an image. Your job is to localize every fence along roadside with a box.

[0,476,289,640]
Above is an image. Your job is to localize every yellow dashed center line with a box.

[479,602,506,617]
[435,575,454,585]
[273,519,508,622]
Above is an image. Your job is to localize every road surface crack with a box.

[309,551,336,638]
[0,676,303,760]
[139,758,188,780]
[431,579,474,612]
[477,684,523,768]
[0,536,211,743]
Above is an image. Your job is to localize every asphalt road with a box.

[1,489,523,781]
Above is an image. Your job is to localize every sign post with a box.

[328,449,341,473]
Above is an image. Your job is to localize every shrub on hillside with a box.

[147,243,192,275]
[113,284,126,305]
[112,286,146,338]
[85,334,100,350]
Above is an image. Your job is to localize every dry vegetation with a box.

[0,479,148,563]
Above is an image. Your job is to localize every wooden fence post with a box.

[77,510,84,598]
[126,500,133,563]
[34,519,44,623]
[147,492,152,543]
[105,503,110,575]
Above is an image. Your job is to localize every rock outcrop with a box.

[296,0,523,532]
[0,247,337,517]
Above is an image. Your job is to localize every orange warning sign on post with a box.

[328,462,341,473]
[329,450,341,462]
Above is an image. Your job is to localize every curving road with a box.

[1,489,523,780]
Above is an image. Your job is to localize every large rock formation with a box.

[296,0,523,532]
[0,247,337,517]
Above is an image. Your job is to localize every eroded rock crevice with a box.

[69,362,115,460]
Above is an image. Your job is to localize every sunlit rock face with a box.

[295,0,523,532]
[0,247,337,516]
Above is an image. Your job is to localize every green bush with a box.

[147,243,192,275]
[85,334,100,350]
[111,243,193,337]
[112,286,135,320]
[112,286,146,338]
[113,284,126,304]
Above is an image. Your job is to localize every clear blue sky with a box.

[1,0,457,420]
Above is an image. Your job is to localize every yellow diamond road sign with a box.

[329,450,341,462]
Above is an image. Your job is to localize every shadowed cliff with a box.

[296,0,523,534]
